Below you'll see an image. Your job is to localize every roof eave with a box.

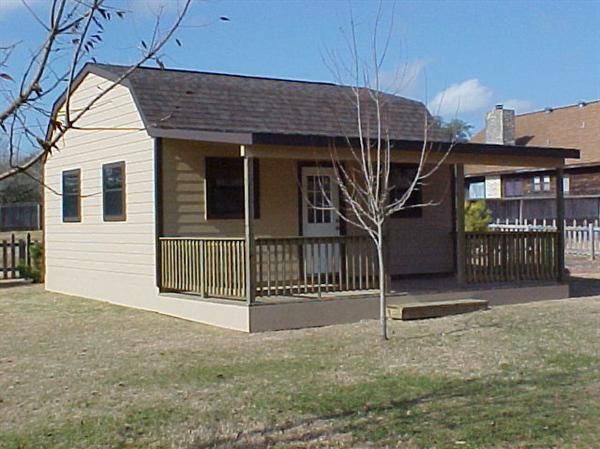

[251,132,580,161]
[147,127,253,145]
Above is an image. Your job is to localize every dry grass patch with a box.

[1,285,599,448]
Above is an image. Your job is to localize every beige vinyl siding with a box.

[161,138,299,237]
[44,72,157,303]
[162,139,454,276]
[341,164,454,276]
[386,165,455,275]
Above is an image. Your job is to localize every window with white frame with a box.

[533,175,551,192]
[467,180,485,200]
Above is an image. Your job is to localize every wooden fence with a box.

[490,218,600,259]
[160,237,246,299]
[255,235,376,296]
[465,231,559,283]
[0,233,36,279]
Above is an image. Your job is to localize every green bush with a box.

[465,200,492,232]
[17,241,43,283]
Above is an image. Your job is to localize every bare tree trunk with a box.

[376,224,388,340]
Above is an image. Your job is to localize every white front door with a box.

[301,167,340,237]
[301,167,341,275]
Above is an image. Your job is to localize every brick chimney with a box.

[485,104,515,145]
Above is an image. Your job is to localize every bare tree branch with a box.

[0,0,192,184]
[305,10,455,340]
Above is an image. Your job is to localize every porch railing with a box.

[160,237,246,299]
[159,235,376,299]
[465,231,559,283]
[161,231,561,299]
[255,236,377,296]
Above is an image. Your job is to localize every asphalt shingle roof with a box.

[93,63,443,141]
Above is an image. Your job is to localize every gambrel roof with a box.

[49,63,579,164]
[88,63,444,142]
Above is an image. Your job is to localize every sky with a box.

[1,0,600,132]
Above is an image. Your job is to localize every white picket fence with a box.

[489,218,600,260]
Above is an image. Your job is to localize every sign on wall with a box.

[485,176,502,199]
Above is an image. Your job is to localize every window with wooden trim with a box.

[205,157,260,219]
[504,178,523,197]
[102,161,126,221]
[62,169,81,222]
[389,163,422,218]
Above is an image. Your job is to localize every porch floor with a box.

[254,275,561,306]
[160,276,568,332]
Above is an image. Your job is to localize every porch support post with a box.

[243,147,256,304]
[154,137,164,291]
[555,167,565,282]
[454,163,466,286]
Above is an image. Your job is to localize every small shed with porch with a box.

[43,64,579,332]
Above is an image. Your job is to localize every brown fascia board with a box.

[465,160,600,179]
[147,127,253,145]
[251,133,580,160]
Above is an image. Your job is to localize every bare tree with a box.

[318,12,453,340]
[0,0,192,183]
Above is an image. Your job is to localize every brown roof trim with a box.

[148,127,252,144]
[251,133,580,160]
[465,160,600,178]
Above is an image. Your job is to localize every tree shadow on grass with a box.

[193,356,596,449]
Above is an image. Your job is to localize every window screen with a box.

[102,161,126,221]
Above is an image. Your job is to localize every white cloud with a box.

[501,98,535,113]
[379,59,429,97]
[428,79,493,117]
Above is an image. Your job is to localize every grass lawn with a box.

[1,285,599,449]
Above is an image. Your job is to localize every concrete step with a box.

[387,299,489,321]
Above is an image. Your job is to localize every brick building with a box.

[466,102,600,220]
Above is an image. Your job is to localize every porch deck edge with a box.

[53,282,568,333]
[248,283,569,332]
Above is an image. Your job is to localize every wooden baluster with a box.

[266,240,271,296]
[160,240,165,289]
[308,240,313,294]
[361,238,366,289]
[198,240,205,297]
[272,240,278,296]
[297,239,302,295]
[173,240,178,290]
[161,240,166,289]
[343,238,348,291]
[26,233,32,268]
[185,240,190,292]
[2,240,7,279]
[338,239,343,291]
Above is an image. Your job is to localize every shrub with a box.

[17,241,43,283]
[465,200,492,232]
